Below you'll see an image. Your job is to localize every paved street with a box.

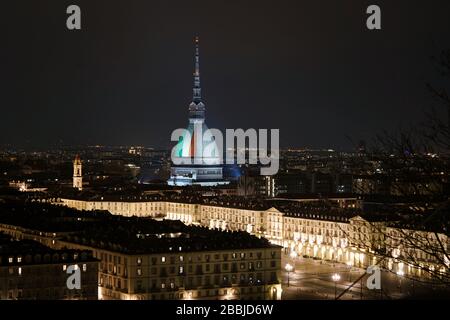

[280,255,450,300]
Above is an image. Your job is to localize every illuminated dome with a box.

[173,122,221,165]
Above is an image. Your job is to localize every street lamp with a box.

[332,273,341,299]
[397,270,404,292]
[290,250,298,259]
[285,263,294,287]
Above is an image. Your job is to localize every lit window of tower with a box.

[73,155,83,191]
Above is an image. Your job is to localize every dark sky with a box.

[1,0,450,150]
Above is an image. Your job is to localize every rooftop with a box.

[52,191,450,232]
[0,232,96,266]
[0,201,278,255]
[62,219,277,254]
[0,200,111,233]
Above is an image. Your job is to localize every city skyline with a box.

[2,1,450,150]
[1,0,450,307]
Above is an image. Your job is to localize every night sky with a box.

[2,0,450,150]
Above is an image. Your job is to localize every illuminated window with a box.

[137,257,142,265]
[18,267,22,276]
[179,266,184,274]
[161,257,166,263]
[8,257,13,263]
[137,268,142,276]
[179,256,184,262]
[83,264,87,272]
[63,265,67,271]
[17,257,22,263]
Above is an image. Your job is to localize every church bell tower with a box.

[73,155,82,191]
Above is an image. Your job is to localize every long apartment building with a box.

[0,233,98,300]
[0,202,282,301]
[56,196,449,279]
[56,237,282,300]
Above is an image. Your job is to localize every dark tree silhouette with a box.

[348,50,450,287]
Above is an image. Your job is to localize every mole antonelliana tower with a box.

[73,155,82,190]
[167,37,227,186]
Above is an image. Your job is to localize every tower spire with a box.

[193,36,201,103]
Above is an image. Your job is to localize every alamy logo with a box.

[66,5,81,30]
[366,5,381,30]
[66,264,81,290]
[171,125,280,175]
[366,265,381,290]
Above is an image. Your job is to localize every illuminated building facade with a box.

[55,241,282,300]
[0,234,98,300]
[57,197,449,279]
[0,218,282,300]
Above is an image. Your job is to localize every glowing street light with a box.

[397,270,404,292]
[285,263,294,287]
[332,273,341,299]
[332,273,341,281]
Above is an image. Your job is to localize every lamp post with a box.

[290,250,298,259]
[397,270,404,292]
[346,261,352,281]
[332,273,341,299]
[285,263,294,287]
